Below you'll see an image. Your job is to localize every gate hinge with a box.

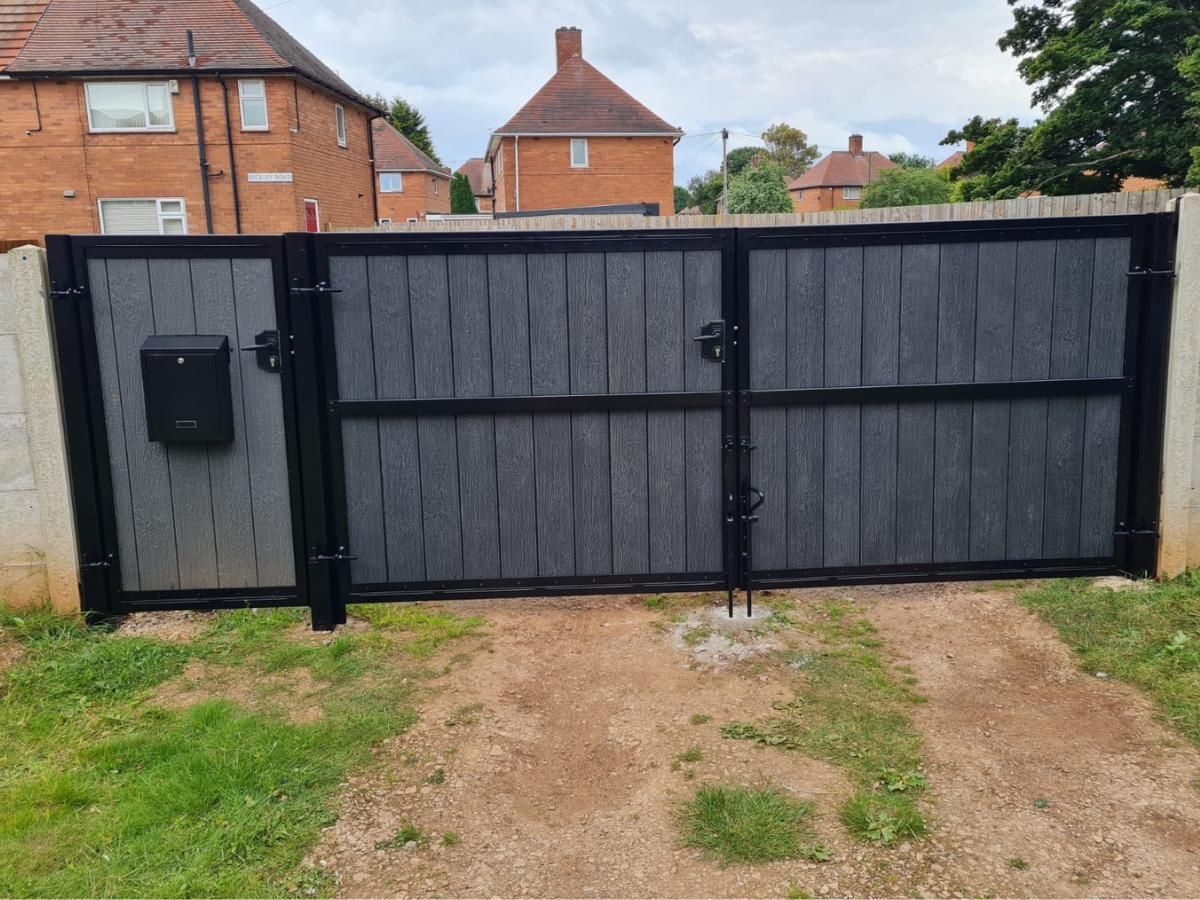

[1126,266,1175,280]
[290,282,342,296]
[1113,526,1159,575]
[307,545,358,565]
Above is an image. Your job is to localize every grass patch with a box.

[690,713,712,725]
[1009,857,1030,870]
[427,767,446,785]
[676,745,704,764]
[347,604,484,657]
[441,831,461,847]
[445,702,484,727]
[1021,574,1200,748]
[679,784,828,865]
[720,599,929,844]
[682,624,712,646]
[839,791,926,845]
[376,824,426,849]
[0,602,479,896]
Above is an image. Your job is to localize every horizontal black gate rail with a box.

[45,211,1176,629]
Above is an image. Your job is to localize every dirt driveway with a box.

[311,583,1200,898]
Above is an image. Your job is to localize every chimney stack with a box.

[556,27,582,70]
[848,133,863,155]
[966,140,976,152]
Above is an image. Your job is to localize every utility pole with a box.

[721,128,729,219]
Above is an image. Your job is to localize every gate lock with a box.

[241,330,281,373]
[693,320,725,362]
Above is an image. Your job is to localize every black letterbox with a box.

[140,335,234,443]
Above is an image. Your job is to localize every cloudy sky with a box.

[262,0,1036,183]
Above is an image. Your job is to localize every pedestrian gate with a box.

[47,213,1176,629]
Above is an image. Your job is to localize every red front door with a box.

[303,199,319,233]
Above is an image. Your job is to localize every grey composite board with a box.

[88,255,295,593]
[748,236,1131,572]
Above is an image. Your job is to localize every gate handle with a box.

[747,486,765,513]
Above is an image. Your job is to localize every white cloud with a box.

[262,0,1034,179]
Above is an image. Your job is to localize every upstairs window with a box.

[86,82,173,131]
[98,198,187,235]
[379,172,403,193]
[335,104,347,147]
[433,177,440,195]
[570,138,588,168]
[842,186,862,200]
[238,79,268,130]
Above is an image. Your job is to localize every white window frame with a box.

[570,138,588,168]
[433,176,440,195]
[842,186,862,200]
[335,104,347,147]
[237,79,269,131]
[85,81,175,133]
[379,172,403,193]
[378,217,392,225]
[97,198,188,235]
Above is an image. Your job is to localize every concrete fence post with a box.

[0,246,79,611]
[1158,194,1200,576]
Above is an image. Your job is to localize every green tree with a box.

[674,185,691,212]
[686,170,724,214]
[726,146,763,177]
[450,172,476,213]
[725,160,794,214]
[860,167,952,208]
[887,152,934,169]
[760,124,819,178]
[943,0,1200,197]
[368,94,441,163]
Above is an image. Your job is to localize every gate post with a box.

[1158,194,1200,576]
[282,233,343,629]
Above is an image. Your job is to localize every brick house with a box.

[789,134,896,213]
[372,119,450,223]
[455,157,492,214]
[485,27,681,216]
[0,0,382,239]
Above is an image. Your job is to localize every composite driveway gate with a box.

[47,214,1175,629]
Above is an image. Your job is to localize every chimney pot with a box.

[555,26,582,70]
[848,133,863,155]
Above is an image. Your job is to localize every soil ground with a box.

[301,582,1200,899]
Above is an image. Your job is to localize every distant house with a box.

[484,27,681,215]
[789,134,896,213]
[937,141,974,171]
[372,120,450,223]
[455,158,492,213]
[0,0,382,239]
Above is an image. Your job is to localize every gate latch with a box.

[241,330,281,373]
[693,320,726,362]
[307,546,358,565]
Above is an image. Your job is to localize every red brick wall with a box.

[790,185,864,213]
[490,135,674,214]
[0,75,376,239]
[375,171,450,222]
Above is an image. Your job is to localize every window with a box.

[85,82,173,131]
[98,198,187,235]
[379,172,403,193]
[335,104,347,147]
[794,190,804,201]
[570,138,588,168]
[378,217,392,225]
[237,79,268,130]
[433,177,439,195]
[842,186,862,200]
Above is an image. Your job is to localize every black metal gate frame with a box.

[293,229,741,628]
[48,212,1176,630]
[733,213,1177,604]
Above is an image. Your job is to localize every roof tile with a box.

[498,55,679,135]
[790,150,896,189]
[372,119,448,174]
[3,0,379,110]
